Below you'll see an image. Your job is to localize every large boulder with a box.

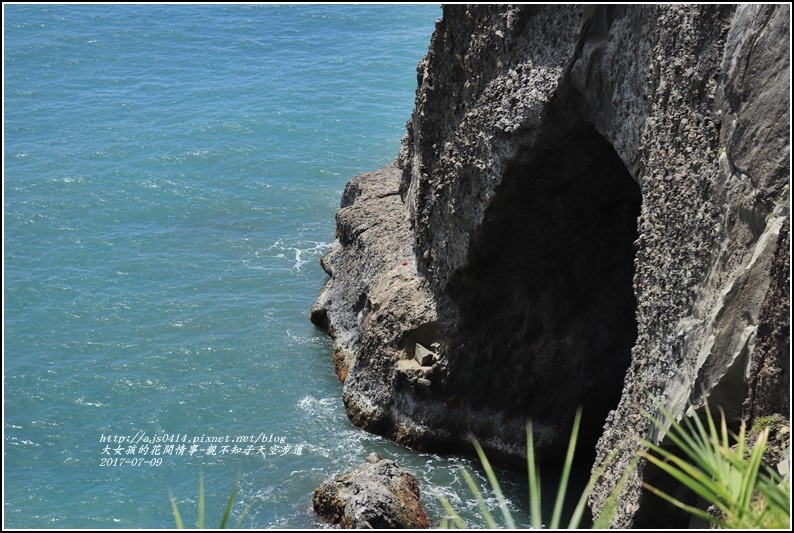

[312,453,430,529]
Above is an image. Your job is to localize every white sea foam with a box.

[296,395,336,417]
[74,397,106,407]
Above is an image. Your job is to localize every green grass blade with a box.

[198,471,205,529]
[580,448,626,529]
[550,410,581,529]
[168,489,185,529]
[459,466,498,529]
[647,400,723,479]
[642,450,730,514]
[642,482,728,528]
[738,429,768,513]
[699,402,721,450]
[642,446,726,502]
[725,411,740,456]
[688,411,721,464]
[471,438,516,529]
[644,409,704,471]
[218,476,239,529]
[641,440,731,503]
[234,501,253,529]
[679,412,726,480]
[755,483,791,530]
[757,470,790,513]
[526,422,543,530]
[438,495,467,529]
[642,410,734,503]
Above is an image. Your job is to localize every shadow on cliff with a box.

[441,113,642,468]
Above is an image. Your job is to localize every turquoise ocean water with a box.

[4,4,534,528]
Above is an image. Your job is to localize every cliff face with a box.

[311,4,790,526]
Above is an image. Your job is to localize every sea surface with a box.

[4,4,536,529]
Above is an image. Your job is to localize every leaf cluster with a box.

[642,403,790,529]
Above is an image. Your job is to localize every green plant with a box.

[439,409,630,529]
[641,402,791,529]
[440,402,790,529]
[169,471,249,529]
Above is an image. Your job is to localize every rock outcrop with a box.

[311,4,790,527]
[312,453,430,529]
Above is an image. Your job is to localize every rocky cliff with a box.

[311,4,790,527]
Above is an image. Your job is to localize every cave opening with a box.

[446,119,642,461]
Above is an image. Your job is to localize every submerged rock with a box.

[312,453,430,529]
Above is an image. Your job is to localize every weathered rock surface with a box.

[312,453,430,529]
[311,4,790,527]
